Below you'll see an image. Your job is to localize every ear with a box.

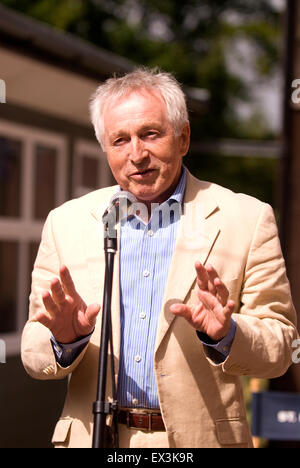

[178,123,191,157]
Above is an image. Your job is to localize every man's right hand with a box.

[32,265,100,344]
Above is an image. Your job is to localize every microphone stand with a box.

[92,213,119,448]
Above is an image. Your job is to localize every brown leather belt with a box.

[118,410,165,431]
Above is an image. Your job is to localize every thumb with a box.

[169,303,192,321]
[85,303,101,327]
[223,300,235,319]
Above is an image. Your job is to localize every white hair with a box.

[89,67,189,151]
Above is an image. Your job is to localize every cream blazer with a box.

[21,170,297,448]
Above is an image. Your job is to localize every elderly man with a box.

[22,68,297,448]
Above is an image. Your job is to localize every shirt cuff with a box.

[50,332,93,368]
[196,318,236,358]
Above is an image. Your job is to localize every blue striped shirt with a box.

[117,168,186,409]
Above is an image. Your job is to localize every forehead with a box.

[103,88,167,123]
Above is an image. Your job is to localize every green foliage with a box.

[1,0,84,29]
[185,152,278,204]
[0,0,282,141]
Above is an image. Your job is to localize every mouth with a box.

[130,168,156,180]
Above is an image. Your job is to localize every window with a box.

[0,137,22,217]
[34,144,59,220]
[73,140,113,198]
[0,241,18,334]
[0,120,67,355]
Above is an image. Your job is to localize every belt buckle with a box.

[126,411,157,432]
[148,412,160,431]
[126,411,145,430]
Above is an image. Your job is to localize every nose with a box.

[129,137,149,164]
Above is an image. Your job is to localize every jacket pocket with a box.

[215,418,250,446]
[52,418,73,445]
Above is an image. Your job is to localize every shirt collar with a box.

[166,165,186,206]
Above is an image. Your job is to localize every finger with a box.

[214,277,229,306]
[195,261,208,290]
[205,264,219,294]
[42,290,59,316]
[59,265,77,297]
[50,278,66,306]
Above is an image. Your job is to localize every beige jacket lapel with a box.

[155,171,221,354]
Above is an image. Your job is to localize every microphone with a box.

[96,192,137,446]
[102,191,137,233]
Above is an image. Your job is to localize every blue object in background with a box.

[251,391,300,440]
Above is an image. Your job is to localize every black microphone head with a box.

[109,191,137,209]
[102,191,137,227]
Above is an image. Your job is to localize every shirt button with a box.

[143,270,150,277]
[139,313,146,319]
[147,229,154,237]
[135,355,141,363]
[132,398,139,405]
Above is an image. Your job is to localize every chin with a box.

[135,193,155,203]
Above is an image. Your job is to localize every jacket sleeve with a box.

[21,210,88,381]
[205,203,298,378]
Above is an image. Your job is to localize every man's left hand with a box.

[170,262,235,341]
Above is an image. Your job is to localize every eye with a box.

[143,130,159,139]
[113,137,127,146]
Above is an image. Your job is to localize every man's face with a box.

[103,88,190,207]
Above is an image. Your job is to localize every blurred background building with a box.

[0,0,299,448]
